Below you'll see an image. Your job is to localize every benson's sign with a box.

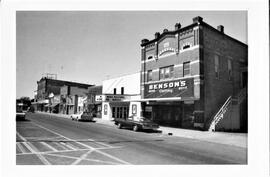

[144,78,194,99]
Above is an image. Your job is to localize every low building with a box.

[59,85,88,115]
[101,73,141,120]
[36,75,94,112]
[86,85,103,118]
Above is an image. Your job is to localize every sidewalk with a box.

[36,111,247,148]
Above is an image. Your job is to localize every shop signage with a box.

[95,95,104,102]
[144,78,194,99]
[104,95,126,102]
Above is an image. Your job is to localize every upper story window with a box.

[183,61,191,77]
[121,87,124,95]
[159,65,174,80]
[182,43,191,50]
[113,88,117,94]
[147,55,153,60]
[147,70,153,82]
[228,59,232,80]
[214,55,220,79]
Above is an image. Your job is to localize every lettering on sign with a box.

[105,95,126,102]
[159,47,176,56]
[149,80,187,90]
[144,78,195,99]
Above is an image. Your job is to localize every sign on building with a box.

[144,78,195,99]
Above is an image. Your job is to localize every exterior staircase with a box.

[208,87,247,132]
[208,96,232,131]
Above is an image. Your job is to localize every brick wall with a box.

[202,25,248,127]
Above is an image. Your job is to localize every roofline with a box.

[38,77,94,87]
[141,21,247,47]
[201,21,247,47]
[141,23,197,47]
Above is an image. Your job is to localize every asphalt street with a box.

[16,113,247,165]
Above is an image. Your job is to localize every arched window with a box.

[183,44,190,49]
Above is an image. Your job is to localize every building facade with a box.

[35,76,93,113]
[140,16,247,132]
[85,85,103,118]
[59,85,89,115]
[101,73,141,120]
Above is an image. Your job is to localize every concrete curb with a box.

[35,111,247,148]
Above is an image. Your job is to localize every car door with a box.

[126,116,134,128]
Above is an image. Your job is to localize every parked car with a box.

[16,103,26,120]
[114,115,159,131]
[71,111,93,121]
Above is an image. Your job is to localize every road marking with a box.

[71,150,94,165]
[16,132,27,142]
[46,153,121,165]
[40,142,58,152]
[60,142,77,150]
[17,143,27,153]
[31,121,131,165]
[16,146,124,156]
[87,138,113,148]
[22,142,51,165]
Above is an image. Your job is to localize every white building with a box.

[101,72,141,120]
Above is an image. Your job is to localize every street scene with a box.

[15,11,248,165]
[17,113,246,165]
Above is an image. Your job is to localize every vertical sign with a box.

[104,104,108,115]
[132,104,137,115]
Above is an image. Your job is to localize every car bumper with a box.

[142,125,159,130]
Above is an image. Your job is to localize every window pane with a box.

[183,62,190,76]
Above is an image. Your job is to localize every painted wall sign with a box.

[158,47,176,56]
[144,78,195,99]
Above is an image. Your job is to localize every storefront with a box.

[141,77,201,129]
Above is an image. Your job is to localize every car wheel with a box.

[117,123,122,129]
[133,125,139,132]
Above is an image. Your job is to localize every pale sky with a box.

[16,11,247,99]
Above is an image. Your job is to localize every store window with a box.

[214,55,220,79]
[160,65,174,80]
[147,70,153,81]
[183,61,191,77]
[228,59,232,80]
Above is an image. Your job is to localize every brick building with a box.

[35,76,94,112]
[140,16,247,132]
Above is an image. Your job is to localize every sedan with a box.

[71,111,93,121]
[114,115,159,132]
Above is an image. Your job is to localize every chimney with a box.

[163,29,169,33]
[154,32,160,39]
[217,25,224,33]
[141,39,149,45]
[175,23,181,30]
[192,16,203,24]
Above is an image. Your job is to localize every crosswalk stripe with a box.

[17,143,27,153]
[23,142,51,165]
[40,142,58,152]
[60,142,76,150]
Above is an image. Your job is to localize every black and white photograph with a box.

[1,0,269,177]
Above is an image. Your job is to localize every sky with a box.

[16,11,247,99]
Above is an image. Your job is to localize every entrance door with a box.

[112,106,129,119]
